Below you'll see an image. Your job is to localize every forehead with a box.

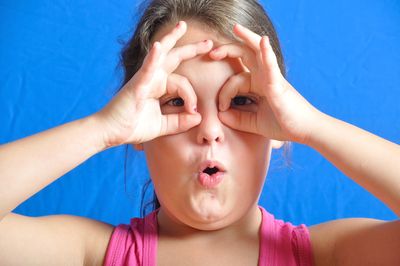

[152,20,243,84]
[152,20,231,47]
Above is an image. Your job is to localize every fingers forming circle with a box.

[219,72,252,112]
[166,73,197,114]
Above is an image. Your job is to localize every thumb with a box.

[160,112,202,136]
[218,110,259,135]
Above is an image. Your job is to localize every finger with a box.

[218,72,251,112]
[209,43,257,70]
[129,42,163,98]
[165,40,213,73]
[166,74,198,114]
[137,41,162,81]
[218,108,259,135]
[159,21,187,53]
[233,24,262,52]
[160,112,202,136]
[260,36,281,83]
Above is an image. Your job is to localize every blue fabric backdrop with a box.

[1,0,399,226]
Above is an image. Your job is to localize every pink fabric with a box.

[104,206,314,266]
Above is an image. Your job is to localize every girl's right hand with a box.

[94,21,213,148]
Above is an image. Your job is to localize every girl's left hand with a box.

[209,24,322,144]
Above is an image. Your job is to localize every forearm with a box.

[0,115,107,220]
[308,112,400,217]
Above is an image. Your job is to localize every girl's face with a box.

[135,21,276,232]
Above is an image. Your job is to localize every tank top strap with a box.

[142,209,159,266]
[258,206,276,265]
[258,206,314,266]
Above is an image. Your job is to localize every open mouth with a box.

[203,167,220,175]
[198,160,226,175]
[197,160,226,189]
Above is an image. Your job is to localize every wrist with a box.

[81,114,112,152]
[304,110,333,148]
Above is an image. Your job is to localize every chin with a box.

[184,199,235,230]
[190,221,229,231]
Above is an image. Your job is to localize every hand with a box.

[209,24,321,144]
[93,21,213,148]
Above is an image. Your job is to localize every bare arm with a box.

[209,24,400,217]
[307,112,400,217]
[293,110,400,265]
[0,22,210,265]
[209,23,400,265]
[0,22,211,223]
[0,115,107,221]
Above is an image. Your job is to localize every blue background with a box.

[1,0,399,226]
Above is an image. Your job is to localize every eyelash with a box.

[165,96,256,107]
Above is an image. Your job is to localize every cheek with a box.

[234,132,271,155]
[232,134,271,182]
[143,136,191,179]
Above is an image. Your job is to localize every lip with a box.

[198,160,227,173]
[197,160,227,189]
[198,171,225,189]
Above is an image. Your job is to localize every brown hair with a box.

[118,0,288,217]
[120,0,286,86]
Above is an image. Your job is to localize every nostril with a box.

[197,121,224,144]
[202,136,220,143]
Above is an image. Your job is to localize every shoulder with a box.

[0,212,114,266]
[309,218,400,266]
[78,215,115,266]
[40,214,116,266]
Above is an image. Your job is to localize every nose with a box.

[196,105,225,145]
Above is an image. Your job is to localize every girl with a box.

[1,0,399,265]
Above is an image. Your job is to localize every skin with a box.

[1,17,399,265]
[126,20,400,265]
[125,21,283,265]
[135,21,276,239]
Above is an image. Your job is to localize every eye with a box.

[231,96,255,106]
[165,97,185,107]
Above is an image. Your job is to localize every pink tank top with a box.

[104,206,314,266]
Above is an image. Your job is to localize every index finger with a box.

[158,21,188,53]
[209,43,258,70]
[233,24,262,52]
[165,40,213,73]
